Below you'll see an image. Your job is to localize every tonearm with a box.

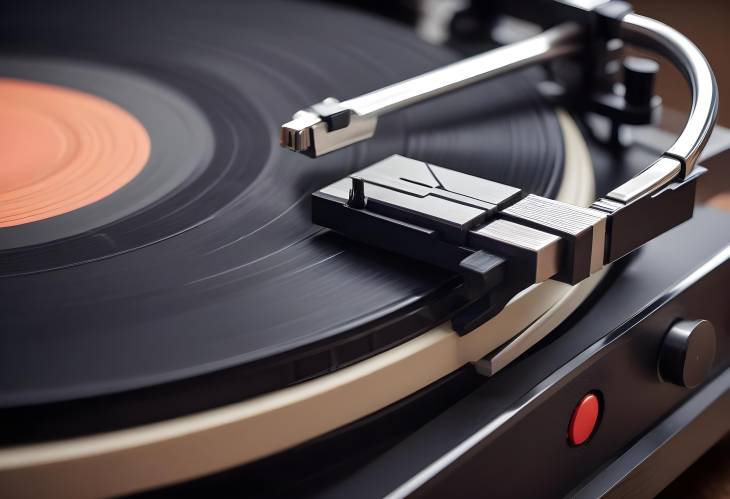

[279,0,719,333]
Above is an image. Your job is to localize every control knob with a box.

[658,319,716,388]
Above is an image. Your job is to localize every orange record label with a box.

[0,78,150,227]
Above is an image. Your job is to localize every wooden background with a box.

[633,0,730,126]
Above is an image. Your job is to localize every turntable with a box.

[1,0,729,497]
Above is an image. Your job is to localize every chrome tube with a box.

[606,13,718,203]
[281,22,583,157]
[620,14,718,172]
[343,22,583,117]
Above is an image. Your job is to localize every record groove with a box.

[0,0,565,442]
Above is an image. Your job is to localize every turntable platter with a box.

[0,0,566,442]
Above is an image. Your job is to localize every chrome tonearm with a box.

[602,12,718,203]
[280,9,717,203]
[280,22,583,157]
[280,4,719,334]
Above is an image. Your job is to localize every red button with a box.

[568,393,600,445]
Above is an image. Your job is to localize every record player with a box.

[0,0,729,497]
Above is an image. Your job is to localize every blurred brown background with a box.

[633,1,730,497]
[633,0,730,126]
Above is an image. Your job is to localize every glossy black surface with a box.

[0,0,564,441]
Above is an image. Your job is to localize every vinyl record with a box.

[0,0,565,442]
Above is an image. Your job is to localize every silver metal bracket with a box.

[281,98,377,158]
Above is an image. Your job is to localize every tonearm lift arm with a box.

[279,1,718,334]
